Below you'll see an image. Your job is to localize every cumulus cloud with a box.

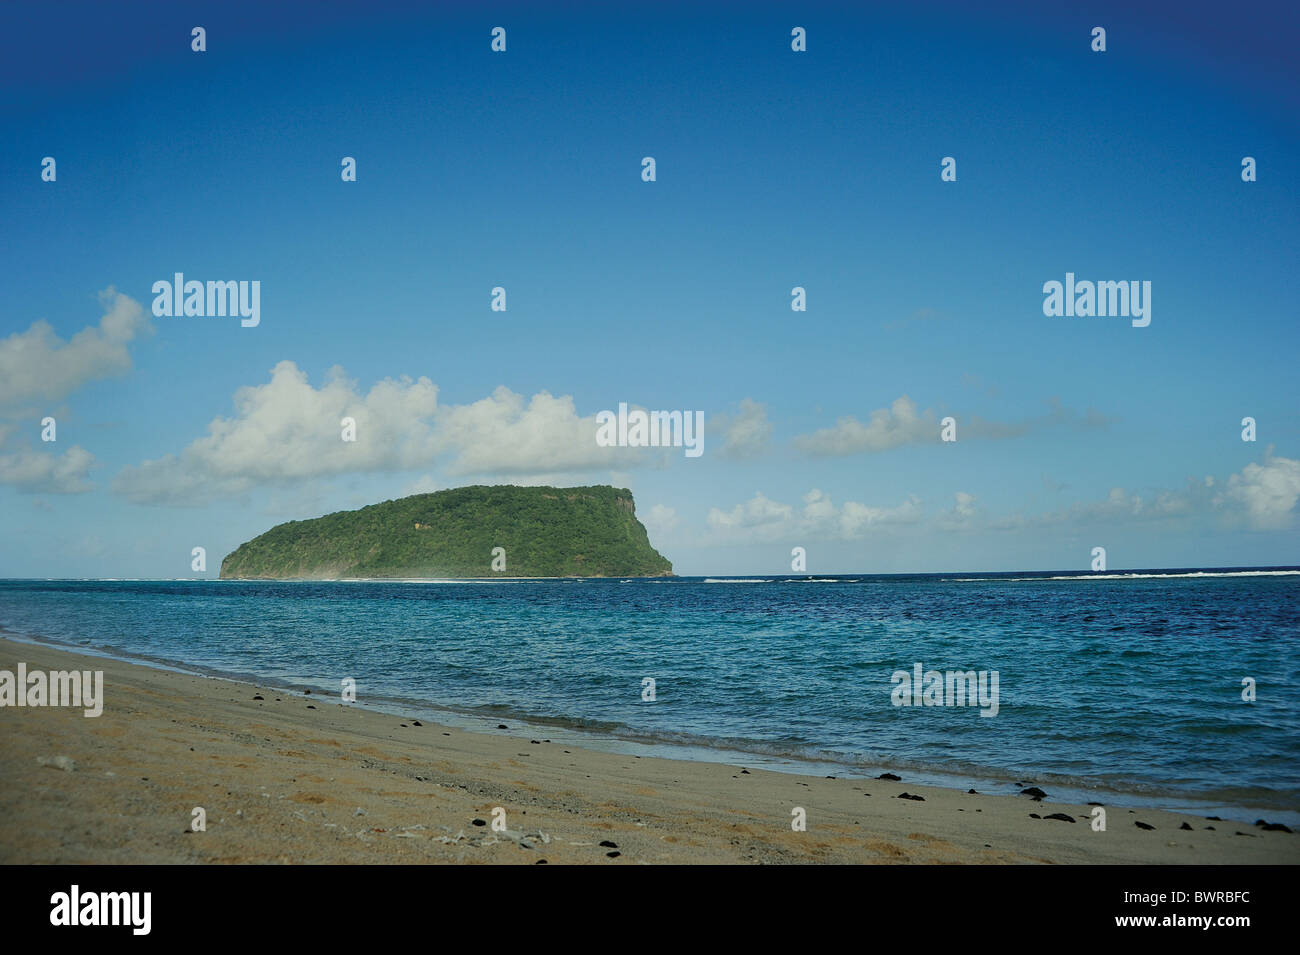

[112,363,676,504]
[953,491,978,517]
[433,386,650,476]
[1221,452,1300,530]
[707,492,795,535]
[990,484,1200,531]
[710,398,772,459]
[707,488,922,542]
[702,453,1300,547]
[795,396,937,456]
[641,503,680,539]
[935,491,981,530]
[113,361,441,504]
[837,494,924,536]
[0,289,149,493]
[987,454,1299,533]
[794,395,1112,457]
[0,443,95,494]
[0,289,150,410]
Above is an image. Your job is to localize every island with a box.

[218,484,673,579]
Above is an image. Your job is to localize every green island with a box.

[219,485,673,579]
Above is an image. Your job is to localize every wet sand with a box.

[1,637,1295,864]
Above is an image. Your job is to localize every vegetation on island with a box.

[219,485,673,579]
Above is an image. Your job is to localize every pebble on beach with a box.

[36,755,76,772]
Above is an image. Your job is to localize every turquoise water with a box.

[1,571,1297,821]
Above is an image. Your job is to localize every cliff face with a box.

[219,485,673,579]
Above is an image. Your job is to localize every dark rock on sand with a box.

[1020,787,1047,799]
[599,840,618,848]
[878,773,901,781]
[1044,813,1075,823]
[1180,822,1193,831]
[1134,821,1155,830]
[471,818,486,827]
[897,792,925,801]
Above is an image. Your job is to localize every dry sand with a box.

[2,637,1295,864]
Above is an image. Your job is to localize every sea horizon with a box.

[6,564,1300,583]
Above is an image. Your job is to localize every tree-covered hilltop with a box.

[219,485,673,579]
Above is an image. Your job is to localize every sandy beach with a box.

[1,636,1295,865]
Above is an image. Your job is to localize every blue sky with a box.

[1,0,1297,577]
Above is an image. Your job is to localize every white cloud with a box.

[702,454,1300,547]
[0,289,148,494]
[795,396,937,456]
[838,494,923,536]
[987,455,1299,533]
[0,443,95,494]
[953,490,977,517]
[0,289,150,410]
[707,488,921,542]
[641,503,679,539]
[113,361,440,504]
[112,364,675,504]
[794,395,1113,457]
[432,386,651,476]
[1222,452,1300,530]
[707,492,795,535]
[711,398,772,459]
[935,491,980,530]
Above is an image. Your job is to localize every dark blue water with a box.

[2,571,1297,820]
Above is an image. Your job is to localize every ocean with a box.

[2,570,1297,824]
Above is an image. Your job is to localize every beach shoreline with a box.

[4,627,1291,827]
[2,636,1296,864]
